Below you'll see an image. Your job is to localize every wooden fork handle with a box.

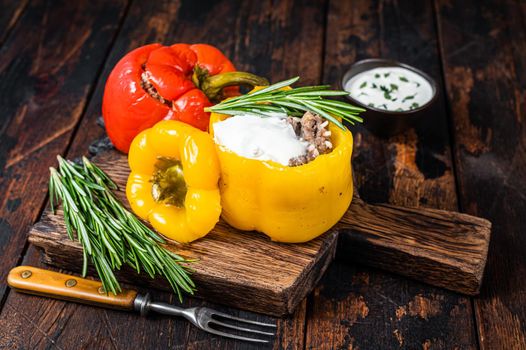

[7,266,137,310]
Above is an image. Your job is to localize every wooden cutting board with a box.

[28,149,491,316]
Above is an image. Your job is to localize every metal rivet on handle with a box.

[21,270,32,279]
[65,279,77,288]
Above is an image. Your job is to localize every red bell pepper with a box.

[102,43,267,153]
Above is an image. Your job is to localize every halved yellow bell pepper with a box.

[126,120,221,243]
[210,113,354,243]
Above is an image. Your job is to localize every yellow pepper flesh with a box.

[210,113,354,243]
[126,120,221,243]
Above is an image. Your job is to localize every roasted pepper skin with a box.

[103,43,238,153]
[126,120,221,243]
[210,113,354,243]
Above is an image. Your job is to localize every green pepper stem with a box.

[198,71,269,101]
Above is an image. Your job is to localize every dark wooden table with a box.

[0,1,524,349]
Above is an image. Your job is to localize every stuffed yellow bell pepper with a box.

[126,120,221,243]
[210,113,354,243]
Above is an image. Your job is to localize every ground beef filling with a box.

[288,112,333,166]
[140,68,172,107]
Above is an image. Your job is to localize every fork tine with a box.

[205,327,270,343]
[209,319,275,336]
[211,311,277,328]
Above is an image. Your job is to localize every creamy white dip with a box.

[213,114,308,166]
[345,67,433,111]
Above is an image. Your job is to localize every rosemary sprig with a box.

[205,77,364,129]
[49,156,195,300]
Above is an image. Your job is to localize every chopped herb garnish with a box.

[415,82,421,87]
[392,98,397,102]
[402,94,416,103]
[372,83,378,89]
[380,104,388,109]
[374,73,380,78]
[358,92,368,97]
[395,108,404,111]
[368,103,375,107]
[390,83,399,91]
[379,85,391,100]
[359,81,367,89]
[410,102,420,109]
[399,76,409,82]
[384,73,390,78]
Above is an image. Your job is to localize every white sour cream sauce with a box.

[213,114,308,166]
[345,67,433,111]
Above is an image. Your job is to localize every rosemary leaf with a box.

[293,91,349,97]
[205,77,364,128]
[49,157,195,300]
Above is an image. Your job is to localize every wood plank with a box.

[337,197,490,295]
[435,0,526,348]
[305,0,479,348]
[0,0,129,308]
[29,220,335,316]
[0,0,28,45]
[0,0,327,349]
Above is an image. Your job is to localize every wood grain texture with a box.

[0,0,129,309]
[436,0,526,348]
[338,197,490,295]
[305,0,479,348]
[305,262,478,350]
[0,0,28,45]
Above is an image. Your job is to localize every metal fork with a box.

[7,266,276,344]
[134,293,276,343]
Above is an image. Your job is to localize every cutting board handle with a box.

[334,196,491,295]
[7,266,137,310]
